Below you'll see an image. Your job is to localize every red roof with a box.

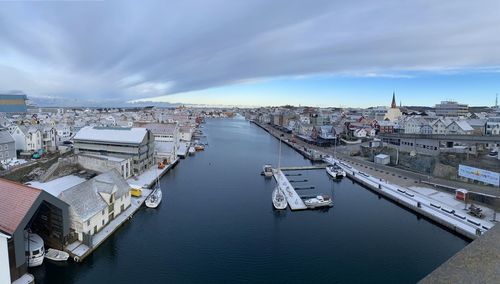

[0,179,41,235]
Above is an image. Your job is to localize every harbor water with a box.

[33,117,469,283]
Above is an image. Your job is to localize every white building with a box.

[435,101,469,117]
[58,170,131,242]
[0,232,10,284]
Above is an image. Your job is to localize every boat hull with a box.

[146,189,162,208]
[272,187,288,210]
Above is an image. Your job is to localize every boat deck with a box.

[273,169,307,210]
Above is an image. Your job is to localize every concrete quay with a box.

[419,224,500,284]
[66,158,179,262]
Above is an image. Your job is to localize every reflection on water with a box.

[34,118,469,284]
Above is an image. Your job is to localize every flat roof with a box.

[74,126,148,144]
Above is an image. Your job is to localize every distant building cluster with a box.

[243,93,500,158]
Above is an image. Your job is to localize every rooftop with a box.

[0,179,41,234]
[74,126,148,144]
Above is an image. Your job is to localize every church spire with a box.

[391,91,397,108]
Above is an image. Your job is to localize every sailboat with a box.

[272,187,288,210]
[146,167,163,208]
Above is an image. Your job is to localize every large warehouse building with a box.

[0,93,28,113]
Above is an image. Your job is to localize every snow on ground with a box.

[1,158,27,169]
[29,175,86,197]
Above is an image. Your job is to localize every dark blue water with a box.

[33,117,468,283]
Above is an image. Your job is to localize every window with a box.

[5,152,8,157]
[4,145,7,150]
[87,220,90,226]
[102,209,105,215]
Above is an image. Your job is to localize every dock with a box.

[66,158,180,262]
[280,164,328,171]
[325,156,495,240]
[273,169,307,210]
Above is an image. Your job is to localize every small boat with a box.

[25,233,45,267]
[304,195,333,209]
[272,187,288,210]
[195,144,205,151]
[262,164,273,177]
[326,164,346,179]
[188,147,196,155]
[45,248,69,262]
[145,186,162,208]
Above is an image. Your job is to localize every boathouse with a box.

[0,179,70,282]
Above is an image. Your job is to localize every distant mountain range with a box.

[27,96,186,108]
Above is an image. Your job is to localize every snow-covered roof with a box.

[58,170,129,221]
[74,126,148,144]
[452,120,474,131]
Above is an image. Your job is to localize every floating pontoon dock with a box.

[280,164,328,171]
[273,169,307,210]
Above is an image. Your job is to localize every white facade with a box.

[0,233,10,284]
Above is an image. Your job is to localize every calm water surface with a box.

[33,117,468,283]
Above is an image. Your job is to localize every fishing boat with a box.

[272,187,288,210]
[262,164,273,177]
[45,248,69,262]
[326,164,346,179]
[25,232,45,267]
[304,195,333,209]
[188,146,196,155]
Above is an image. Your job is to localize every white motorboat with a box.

[25,233,44,267]
[45,248,69,262]
[304,195,333,209]
[272,187,288,210]
[188,147,196,155]
[326,164,346,179]
[262,164,273,177]
[145,186,162,208]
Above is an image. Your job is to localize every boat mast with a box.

[278,134,282,170]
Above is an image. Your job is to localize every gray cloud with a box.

[0,0,499,100]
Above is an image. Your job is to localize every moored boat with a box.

[145,186,162,208]
[262,164,273,177]
[272,187,288,210]
[326,164,346,179]
[25,233,45,267]
[188,147,196,155]
[45,248,69,262]
[304,195,333,209]
[194,144,205,151]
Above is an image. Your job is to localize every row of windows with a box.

[0,151,9,158]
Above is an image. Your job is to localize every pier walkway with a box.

[280,164,328,171]
[273,169,307,210]
[66,158,179,261]
[325,157,495,239]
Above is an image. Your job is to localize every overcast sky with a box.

[0,0,499,107]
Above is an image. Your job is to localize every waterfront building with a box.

[0,93,28,113]
[0,179,70,282]
[58,170,131,244]
[0,128,16,161]
[384,92,403,121]
[73,126,155,175]
[435,100,469,117]
[77,154,132,179]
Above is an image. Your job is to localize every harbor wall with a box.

[328,157,491,240]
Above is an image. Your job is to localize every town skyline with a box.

[1,1,499,107]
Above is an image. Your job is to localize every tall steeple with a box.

[391,91,397,108]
